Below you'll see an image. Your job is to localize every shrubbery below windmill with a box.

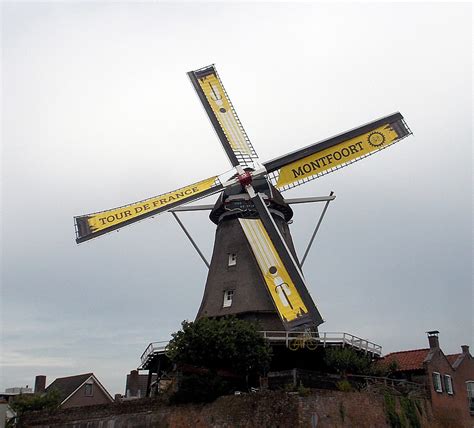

[323,348,373,377]
[323,347,399,379]
[11,388,61,417]
[165,317,272,403]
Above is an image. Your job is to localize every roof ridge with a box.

[383,348,429,356]
[53,372,93,380]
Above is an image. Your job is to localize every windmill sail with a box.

[264,113,411,191]
[246,191,324,328]
[188,65,258,167]
[239,217,323,329]
[75,176,222,243]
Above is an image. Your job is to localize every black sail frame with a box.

[264,112,412,191]
[75,180,224,244]
[188,65,258,168]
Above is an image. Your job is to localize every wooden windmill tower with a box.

[196,180,301,332]
[75,64,412,333]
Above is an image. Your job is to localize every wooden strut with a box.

[170,193,335,270]
[171,211,210,268]
[301,191,335,266]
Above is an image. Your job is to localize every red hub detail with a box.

[237,171,253,187]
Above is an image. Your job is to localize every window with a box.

[467,381,474,413]
[443,375,453,395]
[432,372,442,393]
[84,382,93,397]
[228,253,237,267]
[223,290,234,307]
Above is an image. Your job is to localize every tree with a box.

[165,317,272,402]
[166,317,272,374]
[324,347,372,376]
[12,389,61,416]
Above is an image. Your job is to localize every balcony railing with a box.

[260,331,382,355]
[140,341,168,368]
[139,331,382,369]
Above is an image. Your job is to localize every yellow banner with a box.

[239,218,309,323]
[198,71,253,155]
[276,124,399,188]
[84,176,217,234]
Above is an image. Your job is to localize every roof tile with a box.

[446,353,462,368]
[446,353,460,364]
[382,348,430,371]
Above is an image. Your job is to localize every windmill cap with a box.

[209,182,293,224]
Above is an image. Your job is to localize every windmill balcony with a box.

[139,331,382,370]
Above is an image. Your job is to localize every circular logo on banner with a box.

[367,131,385,147]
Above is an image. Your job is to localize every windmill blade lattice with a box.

[265,112,412,192]
[75,175,224,243]
[188,65,259,168]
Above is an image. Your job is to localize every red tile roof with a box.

[382,348,430,371]
[446,353,461,365]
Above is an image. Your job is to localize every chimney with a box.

[128,370,139,397]
[461,345,470,354]
[34,376,46,394]
[426,330,440,349]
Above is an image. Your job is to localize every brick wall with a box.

[450,352,474,426]
[21,389,450,428]
[424,348,474,426]
[425,348,458,415]
[453,359,470,399]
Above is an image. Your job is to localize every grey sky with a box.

[1,2,472,395]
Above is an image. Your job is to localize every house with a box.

[122,370,173,399]
[0,386,33,406]
[124,370,155,399]
[45,373,114,409]
[382,331,473,426]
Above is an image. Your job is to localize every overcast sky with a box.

[1,2,472,395]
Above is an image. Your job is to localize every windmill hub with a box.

[237,170,253,187]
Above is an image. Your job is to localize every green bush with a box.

[400,396,420,428]
[12,389,61,415]
[324,347,372,376]
[371,359,400,377]
[336,380,352,392]
[166,317,272,403]
[166,317,272,374]
[382,391,421,428]
[383,391,402,428]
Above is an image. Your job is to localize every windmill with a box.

[75,64,412,333]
